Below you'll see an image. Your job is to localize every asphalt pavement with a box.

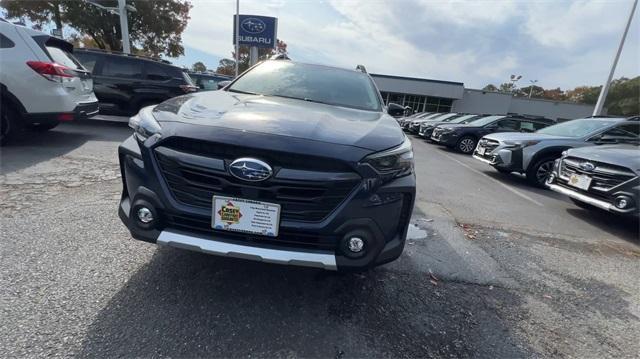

[1,121,638,358]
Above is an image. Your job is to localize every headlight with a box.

[362,136,413,178]
[503,140,540,149]
[441,128,454,133]
[129,106,162,141]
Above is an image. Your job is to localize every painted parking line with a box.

[436,150,545,207]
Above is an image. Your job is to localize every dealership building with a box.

[370,74,596,121]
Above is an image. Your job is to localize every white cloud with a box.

[180,0,639,89]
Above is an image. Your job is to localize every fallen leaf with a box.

[430,280,438,286]
[543,294,552,299]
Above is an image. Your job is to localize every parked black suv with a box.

[118,60,415,271]
[547,143,640,217]
[74,49,197,116]
[188,72,233,91]
[431,115,555,153]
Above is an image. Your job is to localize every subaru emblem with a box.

[240,18,266,34]
[229,158,273,182]
[579,162,595,171]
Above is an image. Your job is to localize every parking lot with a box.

[1,121,639,358]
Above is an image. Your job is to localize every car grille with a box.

[559,156,637,193]
[154,138,361,222]
[164,213,339,250]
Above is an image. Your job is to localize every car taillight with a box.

[180,84,198,93]
[26,61,76,82]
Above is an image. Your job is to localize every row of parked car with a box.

[0,19,231,145]
[398,111,640,218]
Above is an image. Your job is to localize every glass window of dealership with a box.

[380,91,453,113]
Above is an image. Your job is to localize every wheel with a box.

[526,157,556,187]
[0,102,21,146]
[27,121,59,132]
[494,167,512,174]
[456,136,476,154]
[569,197,598,210]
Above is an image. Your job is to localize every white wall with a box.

[452,90,511,114]
[453,89,597,120]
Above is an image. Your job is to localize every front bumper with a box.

[430,132,459,146]
[118,135,416,271]
[547,159,639,217]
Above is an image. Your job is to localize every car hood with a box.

[567,144,640,171]
[151,91,403,151]
[483,132,571,141]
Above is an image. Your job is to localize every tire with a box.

[456,136,476,154]
[526,157,557,187]
[0,102,21,146]
[569,197,598,211]
[27,121,59,132]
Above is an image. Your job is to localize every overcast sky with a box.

[176,0,639,90]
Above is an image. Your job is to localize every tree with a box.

[603,76,639,116]
[1,0,192,57]
[216,39,288,75]
[482,84,498,92]
[542,88,566,101]
[518,85,545,98]
[192,61,207,72]
[565,86,600,104]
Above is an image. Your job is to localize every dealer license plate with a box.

[212,196,281,237]
[568,174,592,190]
[477,147,486,155]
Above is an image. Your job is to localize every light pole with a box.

[235,0,240,77]
[509,74,522,94]
[85,0,135,54]
[593,0,637,116]
[528,80,538,98]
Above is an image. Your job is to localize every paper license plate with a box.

[212,196,281,237]
[568,174,592,190]
[477,147,486,155]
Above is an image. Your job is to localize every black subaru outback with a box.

[118,60,415,271]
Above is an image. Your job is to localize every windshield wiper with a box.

[227,88,259,95]
[265,94,330,105]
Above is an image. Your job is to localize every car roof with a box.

[75,47,174,66]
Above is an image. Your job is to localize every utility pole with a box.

[509,74,522,94]
[528,80,538,98]
[593,0,637,116]
[118,0,131,54]
[235,0,240,77]
[85,0,135,54]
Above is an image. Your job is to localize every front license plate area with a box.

[568,174,592,190]
[212,196,281,237]
[477,147,486,155]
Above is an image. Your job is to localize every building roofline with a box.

[370,73,464,86]
[466,88,596,108]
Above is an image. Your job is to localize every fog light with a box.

[614,196,632,209]
[347,237,365,253]
[137,207,154,223]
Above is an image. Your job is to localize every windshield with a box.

[450,114,479,123]
[466,115,505,127]
[228,61,382,111]
[536,118,618,137]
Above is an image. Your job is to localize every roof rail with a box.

[627,115,639,121]
[74,47,173,65]
[356,64,367,73]
[270,53,290,60]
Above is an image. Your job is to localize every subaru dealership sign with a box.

[233,15,278,48]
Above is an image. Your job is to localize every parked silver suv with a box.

[472,117,639,187]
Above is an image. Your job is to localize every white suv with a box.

[0,19,98,145]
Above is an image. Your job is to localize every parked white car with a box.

[0,19,98,145]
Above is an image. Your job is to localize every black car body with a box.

[118,60,415,271]
[418,114,484,139]
[431,115,555,153]
[74,49,198,116]
[547,144,640,217]
[189,72,233,91]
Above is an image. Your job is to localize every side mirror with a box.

[387,103,405,117]
[217,80,231,90]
